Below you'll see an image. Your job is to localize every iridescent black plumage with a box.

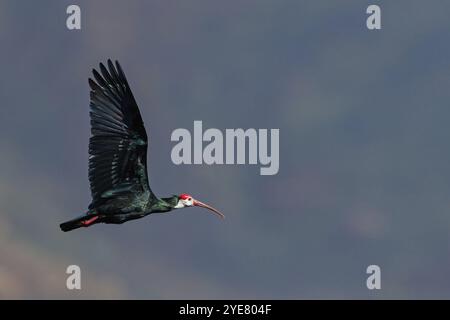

[60,59,224,232]
[60,60,175,232]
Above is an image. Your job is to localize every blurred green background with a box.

[1,0,450,298]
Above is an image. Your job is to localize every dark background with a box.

[0,1,449,298]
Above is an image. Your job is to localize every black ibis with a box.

[60,60,224,232]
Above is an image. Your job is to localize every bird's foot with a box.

[81,216,99,226]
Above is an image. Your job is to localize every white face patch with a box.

[183,198,194,206]
[174,200,185,209]
[174,197,194,209]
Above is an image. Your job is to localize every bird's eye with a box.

[188,198,192,201]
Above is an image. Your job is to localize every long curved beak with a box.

[193,199,225,219]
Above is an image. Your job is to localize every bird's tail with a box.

[60,213,99,232]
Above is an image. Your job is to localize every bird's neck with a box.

[149,195,178,213]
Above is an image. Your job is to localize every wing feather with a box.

[88,59,154,209]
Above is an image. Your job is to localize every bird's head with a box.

[174,193,225,219]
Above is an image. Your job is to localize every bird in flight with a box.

[60,59,224,232]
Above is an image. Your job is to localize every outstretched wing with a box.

[87,59,154,209]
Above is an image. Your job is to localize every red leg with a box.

[81,215,99,226]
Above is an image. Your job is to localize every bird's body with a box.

[60,60,224,232]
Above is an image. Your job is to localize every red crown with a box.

[179,193,192,200]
